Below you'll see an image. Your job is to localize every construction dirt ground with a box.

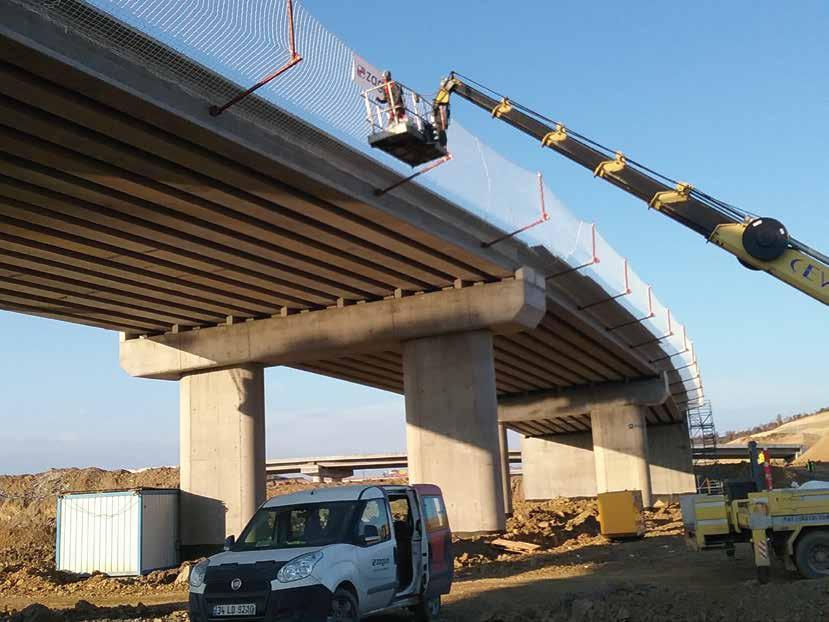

[2,463,829,622]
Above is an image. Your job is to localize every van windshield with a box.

[234,501,361,550]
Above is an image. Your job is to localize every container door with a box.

[415,488,453,597]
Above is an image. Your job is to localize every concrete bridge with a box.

[267,444,802,483]
[266,452,525,481]
[2,0,698,552]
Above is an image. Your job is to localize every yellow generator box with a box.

[597,490,645,538]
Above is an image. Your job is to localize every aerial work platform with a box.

[363,79,447,167]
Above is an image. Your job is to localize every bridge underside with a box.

[0,7,695,410]
[1,1,698,542]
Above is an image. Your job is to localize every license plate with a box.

[212,603,256,617]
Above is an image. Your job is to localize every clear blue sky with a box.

[1,1,827,474]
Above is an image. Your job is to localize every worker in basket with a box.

[376,70,407,126]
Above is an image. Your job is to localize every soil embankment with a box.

[3,468,829,621]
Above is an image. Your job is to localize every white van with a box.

[188,484,453,622]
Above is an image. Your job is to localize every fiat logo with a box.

[230,578,242,591]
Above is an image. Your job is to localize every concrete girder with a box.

[120,268,547,379]
[0,5,521,287]
[497,374,670,425]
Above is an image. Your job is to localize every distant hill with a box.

[722,409,829,453]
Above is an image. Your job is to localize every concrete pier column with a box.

[591,404,653,507]
[403,330,505,535]
[648,422,696,500]
[179,365,265,557]
[498,423,513,517]
[521,432,597,500]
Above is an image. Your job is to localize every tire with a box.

[328,587,359,622]
[795,531,829,579]
[413,595,441,622]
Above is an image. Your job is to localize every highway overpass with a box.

[1,0,701,548]
[266,444,803,481]
[694,444,803,462]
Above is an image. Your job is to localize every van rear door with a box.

[414,484,453,597]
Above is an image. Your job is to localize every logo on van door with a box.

[372,558,391,568]
[230,578,242,591]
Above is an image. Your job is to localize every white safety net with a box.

[13,0,702,405]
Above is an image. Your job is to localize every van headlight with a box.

[277,551,323,583]
[189,559,209,588]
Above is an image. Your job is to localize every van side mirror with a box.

[224,535,235,551]
[361,524,381,545]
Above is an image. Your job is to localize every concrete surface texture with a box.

[179,365,265,555]
[119,269,547,379]
[591,405,653,507]
[497,375,673,427]
[521,432,597,499]
[647,422,696,498]
[403,330,505,534]
[521,424,696,502]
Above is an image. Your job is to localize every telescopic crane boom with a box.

[374,73,829,305]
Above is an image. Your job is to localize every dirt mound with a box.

[0,561,193,599]
[795,432,829,464]
[0,466,402,571]
[507,498,602,549]
[1,600,187,622]
[0,467,178,569]
[478,579,829,622]
[728,409,829,452]
[695,461,804,489]
[454,497,683,571]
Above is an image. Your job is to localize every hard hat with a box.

[382,70,392,81]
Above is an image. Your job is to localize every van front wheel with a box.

[328,587,359,622]
[413,595,441,622]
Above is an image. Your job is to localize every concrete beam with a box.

[498,374,670,424]
[120,268,546,379]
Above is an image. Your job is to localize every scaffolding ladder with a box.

[687,401,723,494]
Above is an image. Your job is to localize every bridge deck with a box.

[0,1,696,426]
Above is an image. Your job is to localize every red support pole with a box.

[210,0,302,116]
[481,171,550,248]
[762,449,774,490]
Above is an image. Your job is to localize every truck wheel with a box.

[413,596,441,622]
[328,587,359,622]
[795,531,829,579]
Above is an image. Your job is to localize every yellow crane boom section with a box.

[428,74,829,306]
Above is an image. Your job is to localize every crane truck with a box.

[366,72,829,306]
[366,73,829,582]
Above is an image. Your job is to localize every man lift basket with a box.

[363,71,448,167]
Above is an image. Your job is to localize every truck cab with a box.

[188,484,452,622]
